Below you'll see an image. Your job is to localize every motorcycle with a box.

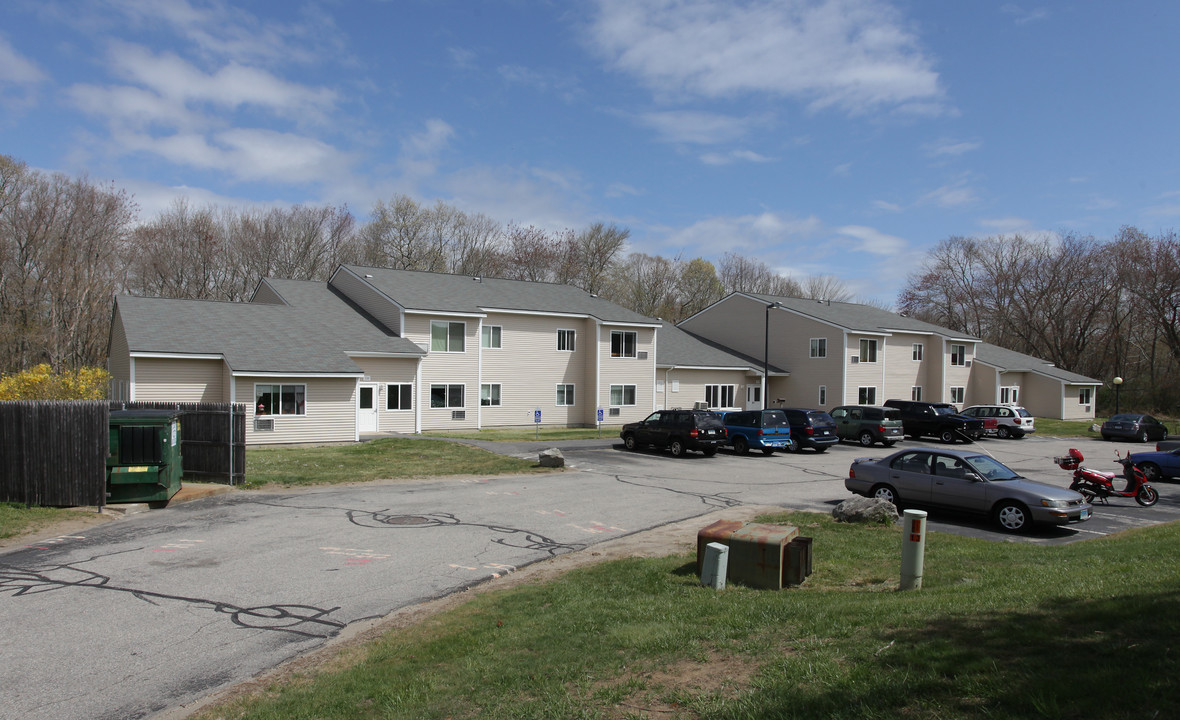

[1054,448,1159,506]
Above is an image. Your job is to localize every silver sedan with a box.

[846,447,1093,533]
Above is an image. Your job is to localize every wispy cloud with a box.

[919,178,979,207]
[700,149,773,165]
[925,138,981,157]
[1001,4,1049,25]
[836,225,907,254]
[0,35,47,112]
[636,110,759,144]
[588,0,946,115]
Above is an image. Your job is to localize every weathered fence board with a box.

[0,401,107,507]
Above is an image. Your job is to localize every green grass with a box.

[421,426,621,442]
[195,512,1180,720]
[242,437,549,488]
[1038,415,1179,438]
[0,502,97,540]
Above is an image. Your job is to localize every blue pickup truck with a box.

[718,409,797,455]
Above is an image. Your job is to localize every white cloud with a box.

[919,179,978,207]
[700,149,773,165]
[836,225,907,254]
[660,211,823,257]
[606,182,645,198]
[0,35,46,85]
[637,110,758,144]
[588,0,945,115]
[926,138,981,157]
[873,199,902,212]
[442,165,589,231]
[1001,4,1049,25]
[978,216,1033,233]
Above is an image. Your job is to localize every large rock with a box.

[538,448,565,468]
[832,496,898,524]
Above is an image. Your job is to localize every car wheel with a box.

[1139,431,1150,443]
[1101,434,1112,441]
[859,430,875,447]
[994,501,1030,533]
[1139,462,1162,482]
[733,436,750,455]
[871,484,899,505]
[997,426,1011,439]
[883,440,896,448]
[761,448,775,456]
[939,429,956,444]
[1136,485,1160,506]
[702,446,718,457]
[813,445,828,453]
[669,439,686,458]
[623,433,638,451]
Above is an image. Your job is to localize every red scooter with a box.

[1054,448,1159,506]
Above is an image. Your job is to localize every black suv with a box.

[781,408,839,452]
[882,399,984,443]
[620,409,727,457]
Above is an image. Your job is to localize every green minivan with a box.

[830,405,905,447]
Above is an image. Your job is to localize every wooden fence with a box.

[110,402,246,485]
[0,401,108,507]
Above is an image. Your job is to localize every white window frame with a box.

[386,383,413,411]
[255,383,306,416]
[858,386,877,405]
[950,344,966,366]
[556,383,575,406]
[431,320,466,353]
[817,385,827,406]
[950,386,965,404]
[1000,386,1019,405]
[1079,388,1092,405]
[911,386,923,402]
[481,325,502,349]
[859,338,878,363]
[557,329,576,352]
[610,384,637,406]
[705,384,735,408]
[480,383,501,407]
[610,330,637,358]
[809,338,827,358]
[912,343,923,361]
[429,383,465,409]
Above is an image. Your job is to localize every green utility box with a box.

[696,520,813,589]
[106,409,184,503]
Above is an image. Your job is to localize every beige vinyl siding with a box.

[354,357,420,433]
[330,267,403,334]
[133,358,226,402]
[599,324,656,425]
[479,313,592,427]
[680,294,771,359]
[768,311,840,408]
[943,341,974,404]
[405,314,480,430]
[883,332,932,404]
[251,281,287,305]
[965,364,1000,406]
[661,368,751,411]
[241,376,357,445]
[1062,383,1098,421]
[846,333,886,404]
[107,311,131,401]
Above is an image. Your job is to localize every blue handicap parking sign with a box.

[534,409,542,423]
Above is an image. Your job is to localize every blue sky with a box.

[3,1,1179,305]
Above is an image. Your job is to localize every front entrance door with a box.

[358,383,378,433]
[746,385,763,411]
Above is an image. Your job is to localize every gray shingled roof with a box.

[116,281,424,374]
[745,293,981,340]
[973,342,1100,384]
[341,265,659,324]
[657,322,787,373]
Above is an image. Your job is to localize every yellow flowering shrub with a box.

[0,364,110,401]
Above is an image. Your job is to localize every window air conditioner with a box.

[254,418,274,431]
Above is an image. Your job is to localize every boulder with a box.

[538,448,565,468]
[832,496,898,524]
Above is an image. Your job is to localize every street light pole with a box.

[764,301,782,408]
[1113,376,1123,415]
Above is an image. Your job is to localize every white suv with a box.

[960,405,1035,439]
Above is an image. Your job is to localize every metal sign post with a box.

[534,408,541,440]
[597,407,604,437]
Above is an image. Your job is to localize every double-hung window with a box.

[1079,388,1092,405]
[256,384,306,416]
[557,329,575,352]
[950,344,966,366]
[950,386,965,404]
[810,338,827,358]
[556,384,575,406]
[912,343,923,361]
[911,386,923,402]
[431,321,465,352]
[430,383,464,408]
[611,330,637,358]
[610,384,636,406]
[858,386,877,405]
[386,383,412,410]
[480,383,501,407]
[859,338,878,363]
[818,385,827,406]
[705,384,735,408]
[481,325,502,349]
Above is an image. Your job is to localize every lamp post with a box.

[1113,376,1123,415]
[764,301,782,408]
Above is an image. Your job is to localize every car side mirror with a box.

[964,472,983,482]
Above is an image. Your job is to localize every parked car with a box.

[620,409,726,457]
[960,404,1036,439]
[1125,446,1180,482]
[845,447,1093,533]
[781,408,839,452]
[718,409,796,455]
[1100,413,1169,443]
[829,405,904,447]
[1157,440,1180,452]
[883,399,985,443]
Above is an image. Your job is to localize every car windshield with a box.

[966,455,1021,481]
[806,411,832,424]
[1110,414,1138,421]
[932,406,956,416]
[761,410,790,428]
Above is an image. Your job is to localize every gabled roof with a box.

[115,281,424,375]
[339,265,659,325]
[741,292,981,341]
[657,322,787,374]
[973,342,1100,385]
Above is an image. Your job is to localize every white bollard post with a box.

[900,509,927,591]
[700,542,729,590]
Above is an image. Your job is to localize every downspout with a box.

[651,324,659,413]
[129,357,136,401]
[415,356,423,434]
[841,330,848,405]
[477,319,483,430]
[594,318,602,422]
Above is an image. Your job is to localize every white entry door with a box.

[358,384,379,433]
[746,385,763,411]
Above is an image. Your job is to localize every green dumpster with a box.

[106,409,184,503]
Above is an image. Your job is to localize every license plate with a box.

[765,440,787,447]
[1080,508,1090,520]
[820,430,830,436]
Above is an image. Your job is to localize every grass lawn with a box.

[422,426,622,442]
[195,511,1180,720]
[0,502,99,540]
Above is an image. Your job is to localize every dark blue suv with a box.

[782,408,839,452]
[718,409,796,455]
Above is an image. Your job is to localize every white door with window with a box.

[358,383,379,433]
[746,385,763,411]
